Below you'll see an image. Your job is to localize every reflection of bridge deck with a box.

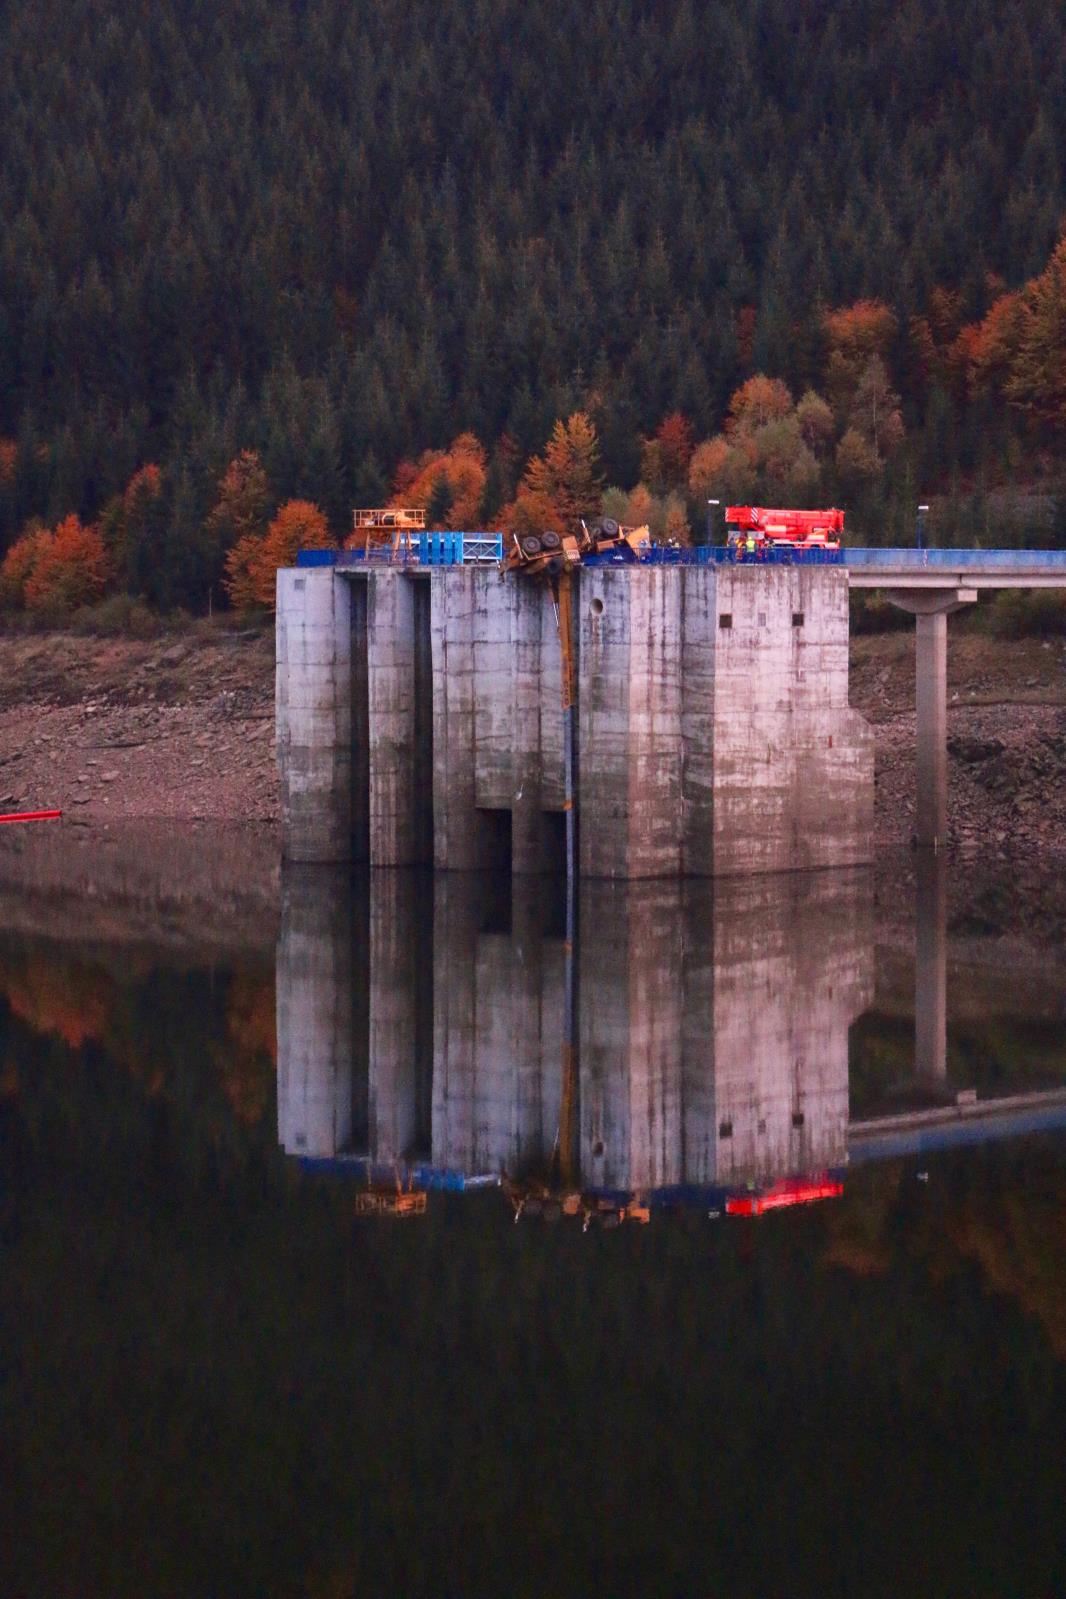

[848,1087,1066,1164]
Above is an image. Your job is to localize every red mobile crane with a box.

[726,506,844,551]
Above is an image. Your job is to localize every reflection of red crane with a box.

[725,1174,843,1217]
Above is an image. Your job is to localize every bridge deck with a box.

[846,548,1066,588]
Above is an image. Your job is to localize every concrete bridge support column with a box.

[887,587,976,850]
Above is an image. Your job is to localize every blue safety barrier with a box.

[705,545,845,566]
[295,547,339,567]
[299,539,1066,573]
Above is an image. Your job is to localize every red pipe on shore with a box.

[0,810,62,825]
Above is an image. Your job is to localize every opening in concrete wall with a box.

[350,580,370,861]
[476,807,513,872]
[412,578,434,864]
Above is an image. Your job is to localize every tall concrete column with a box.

[276,569,353,862]
[366,571,424,866]
[432,570,500,870]
[886,587,976,850]
[577,567,683,879]
[915,611,948,849]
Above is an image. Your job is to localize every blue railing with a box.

[703,545,845,566]
[298,534,504,569]
[845,547,1066,569]
[297,539,1066,573]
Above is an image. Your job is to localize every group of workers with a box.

[728,533,763,560]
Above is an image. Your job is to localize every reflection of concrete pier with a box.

[277,866,873,1191]
[276,867,354,1158]
[914,849,948,1083]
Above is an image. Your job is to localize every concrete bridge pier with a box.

[886,588,976,849]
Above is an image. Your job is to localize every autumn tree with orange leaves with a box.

[224,498,334,611]
[640,412,695,493]
[501,412,603,533]
[0,515,110,613]
[393,433,488,528]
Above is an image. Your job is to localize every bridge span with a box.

[844,547,1066,848]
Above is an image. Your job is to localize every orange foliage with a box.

[208,451,270,551]
[223,534,266,612]
[642,411,694,490]
[398,432,487,528]
[951,290,1025,397]
[726,375,793,433]
[124,462,162,511]
[0,524,51,608]
[511,412,603,531]
[224,498,334,612]
[23,515,110,613]
[500,489,566,538]
[0,514,111,614]
[0,438,17,488]
[391,459,421,498]
[1003,235,1066,430]
[687,436,732,497]
[0,952,113,1050]
[823,298,897,361]
[218,972,277,1126]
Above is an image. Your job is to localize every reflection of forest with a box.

[0,935,275,1127]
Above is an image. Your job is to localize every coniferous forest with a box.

[3,0,1066,610]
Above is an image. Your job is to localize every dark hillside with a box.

[2,0,1066,601]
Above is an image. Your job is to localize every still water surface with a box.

[1,833,1065,1597]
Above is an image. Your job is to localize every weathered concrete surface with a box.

[708,566,874,875]
[277,564,874,875]
[277,867,873,1190]
[276,568,352,862]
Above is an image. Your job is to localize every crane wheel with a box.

[540,530,562,551]
[520,535,544,557]
[546,554,565,574]
[599,517,620,539]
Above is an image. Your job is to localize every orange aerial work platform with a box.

[347,507,427,560]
